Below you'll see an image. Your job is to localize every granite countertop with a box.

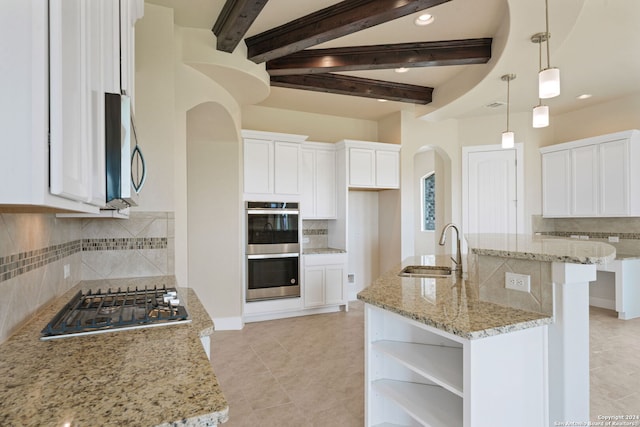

[0,276,228,427]
[357,255,552,340]
[302,247,347,255]
[466,233,616,264]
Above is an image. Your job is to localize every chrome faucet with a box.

[439,223,462,276]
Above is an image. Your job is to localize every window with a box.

[422,172,436,231]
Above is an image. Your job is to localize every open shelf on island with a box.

[373,379,463,427]
[372,340,463,397]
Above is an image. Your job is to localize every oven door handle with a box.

[246,209,299,215]
[247,253,299,260]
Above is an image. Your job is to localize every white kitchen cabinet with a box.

[301,142,337,219]
[242,130,308,200]
[365,304,547,427]
[540,130,640,218]
[599,138,629,216]
[303,253,347,308]
[338,140,401,189]
[541,150,570,217]
[571,144,598,216]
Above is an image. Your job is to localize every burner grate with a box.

[41,285,190,340]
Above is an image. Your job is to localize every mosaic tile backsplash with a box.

[0,211,174,344]
[302,220,329,249]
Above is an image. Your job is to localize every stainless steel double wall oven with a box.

[245,202,300,301]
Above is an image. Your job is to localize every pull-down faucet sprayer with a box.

[439,223,462,277]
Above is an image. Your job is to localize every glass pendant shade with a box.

[532,104,549,128]
[502,131,515,149]
[539,67,560,99]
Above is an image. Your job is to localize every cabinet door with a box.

[244,139,274,194]
[571,145,598,216]
[324,265,345,305]
[300,149,316,218]
[315,149,337,218]
[49,0,91,202]
[376,150,400,188]
[274,142,301,195]
[304,267,325,308]
[542,150,571,217]
[600,139,629,216]
[349,148,376,187]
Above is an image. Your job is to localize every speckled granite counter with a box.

[357,255,552,339]
[302,247,347,255]
[466,233,616,264]
[0,276,228,427]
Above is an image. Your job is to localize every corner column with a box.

[548,262,596,426]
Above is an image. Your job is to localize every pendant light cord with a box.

[506,77,510,131]
[545,0,551,69]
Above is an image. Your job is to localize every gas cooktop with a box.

[41,286,191,340]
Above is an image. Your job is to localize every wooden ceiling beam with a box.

[270,74,433,104]
[267,38,492,75]
[212,0,269,53]
[246,0,452,63]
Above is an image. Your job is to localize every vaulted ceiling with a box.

[146,0,640,122]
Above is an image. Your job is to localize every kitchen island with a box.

[0,276,228,427]
[358,234,615,427]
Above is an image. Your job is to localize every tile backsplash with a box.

[302,220,329,249]
[532,215,640,255]
[0,211,174,344]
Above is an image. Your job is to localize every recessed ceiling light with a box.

[577,94,592,100]
[395,67,409,73]
[415,14,435,26]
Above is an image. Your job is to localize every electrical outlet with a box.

[302,237,310,244]
[608,236,620,243]
[505,272,530,293]
[64,264,70,279]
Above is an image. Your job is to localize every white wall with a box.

[347,191,379,299]
[134,4,176,212]
[187,103,242,327]
[242,105,379,142]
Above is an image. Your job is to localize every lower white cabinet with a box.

[303,253,347,308]
[365,304,548,427]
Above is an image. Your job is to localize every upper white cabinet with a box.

[541,130,640,218]
[0,0,141,213]
[242,130,307,199]
[338,140,400,189]
[301,142,337,219]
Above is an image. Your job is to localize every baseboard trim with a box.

[212,316,244,331]
[244,305,347,323]
[589,296,615,311]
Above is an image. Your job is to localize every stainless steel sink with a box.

[398,265,452,277]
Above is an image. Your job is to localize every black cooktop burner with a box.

[41,286,190,340]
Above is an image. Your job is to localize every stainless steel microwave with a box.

[104,93,145,209]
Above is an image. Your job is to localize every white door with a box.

[463,145,522,235]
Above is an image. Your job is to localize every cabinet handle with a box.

[131,144,146,193]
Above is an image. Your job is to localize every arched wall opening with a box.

[413,145,452,255]
[186,101,243,328]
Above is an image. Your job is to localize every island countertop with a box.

[0,276,228,427]
[466,233,616,264]
[357,254,553,340]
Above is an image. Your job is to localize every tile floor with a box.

[210,302,640,426]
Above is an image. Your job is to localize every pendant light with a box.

[501,74,516,149]
[539,0,560,99]
[531,33,550,128]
